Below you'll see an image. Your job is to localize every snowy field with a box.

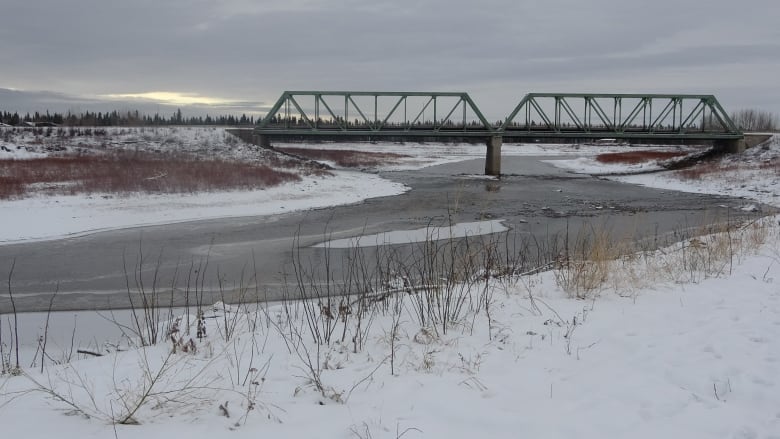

[1,128,780,438]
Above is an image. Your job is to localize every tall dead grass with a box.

[552,224,623,299]
[552,218,777,298]
[0,151,302,199]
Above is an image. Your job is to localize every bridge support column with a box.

[255,134,272,149]
[485,136,502,176]
[715,138,746,154]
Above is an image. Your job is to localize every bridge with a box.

[255,91,744,175]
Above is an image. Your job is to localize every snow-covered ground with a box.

[544,135,780,207]
[0,172,407,243]
[1,128,780,438]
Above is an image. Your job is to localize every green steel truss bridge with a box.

[255,91,744,174]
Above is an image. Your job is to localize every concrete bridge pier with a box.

[256,134,272,149]
[714,138,746,154]
[485,136,503,176]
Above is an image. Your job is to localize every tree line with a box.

[0,108,258,127]
[1,107,776,131]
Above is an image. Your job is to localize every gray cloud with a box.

[2,0,779,118]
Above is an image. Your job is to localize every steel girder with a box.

[257,91,496,137]
[501,93,742,139]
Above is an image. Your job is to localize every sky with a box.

[1,0,779,120]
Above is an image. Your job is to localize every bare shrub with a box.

[730,108,778,132]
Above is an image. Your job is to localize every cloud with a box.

[102,92,239,107]
[1,0,779,116]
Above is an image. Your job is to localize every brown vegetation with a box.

[595,150,689,165]
[277,147,410,168]
[675,158,780,180]
[0,151,302,200]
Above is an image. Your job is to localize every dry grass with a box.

[277,147,409,168]
[0,151,302,200]
[675,158,780,180]
[553,218,777,298]
[552,225,625,299]
[595,150,689,164]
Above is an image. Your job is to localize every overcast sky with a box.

[1,0,779,119]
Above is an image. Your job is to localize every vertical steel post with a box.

[284,98,289,128]
[648,99,653,132]
[404,97,407,129]
[315,95,319,129]
[584,97,590,130]
[433,96,437,128]
[462,99,466,131]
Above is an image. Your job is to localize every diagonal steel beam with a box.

[316,95,346,130]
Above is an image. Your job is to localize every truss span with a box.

[256,91,496,137]
[502,93,742,140]
[256,91,742,141]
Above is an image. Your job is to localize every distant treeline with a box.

[1,107,776,131]
[0,108,258,127]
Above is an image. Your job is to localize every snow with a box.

[0,127,409,244]
[0,171,407,244]
[3,226,779,438]
[2,129,780,438]
[315,219,508,248]
[543,135,780,207]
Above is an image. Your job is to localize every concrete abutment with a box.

[714,138,747,154]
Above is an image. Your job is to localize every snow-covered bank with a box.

[2,221,778,439]
[2,127,419,244]
[0,171,407,244]
[544,135,780,208]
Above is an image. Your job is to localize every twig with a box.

[7,259,19,371]
[76,349,103,357]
